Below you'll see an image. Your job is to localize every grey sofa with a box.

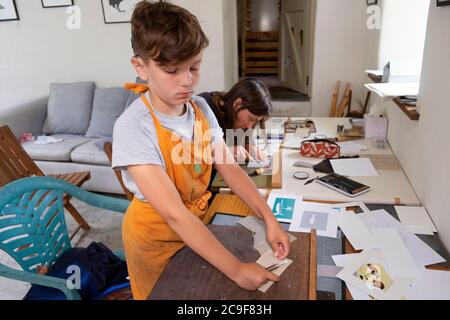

[0,81,141,195]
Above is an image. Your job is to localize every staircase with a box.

[241,0,279,77]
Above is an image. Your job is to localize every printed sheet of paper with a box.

[359,210,445,267]
[371,228,419,277]
[338,212,377,250]
[336,249,414,300]
[289,202,340,238]
[330,158,379,177]
[395,206,437,235]
[256,249,293,293]
[332,253,372,300]
[267,192,303,223]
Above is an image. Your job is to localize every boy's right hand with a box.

[232,262,280,291]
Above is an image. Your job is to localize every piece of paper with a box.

[267,192,303,223]
[365,69,383,76]
[364,82,419,98]
[336,249,414,300]
[237,216,297,255]
[289,202,340,238]
[330,158,379,177]
[404,269,450,300]
[256,249,293,293]
[338,212,377,250]
[332,254,372,300]
[247,158,272,169]
[395,206,437,235]
[371,228,419,277]
[337,141,368,155]
[359,210,445,267]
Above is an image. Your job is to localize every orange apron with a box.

[122,83,215,300]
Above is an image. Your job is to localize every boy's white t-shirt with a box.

[112,92,223,200]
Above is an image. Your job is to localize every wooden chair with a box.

[0,176,129,300]
[0,125,91,239]
[330,81,353,118]
[103,142,134,201]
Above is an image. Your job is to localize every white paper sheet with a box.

[365,69,383,76]
[289,202,340,238]
[404,269,450,300]
[359,210,445,267]
[338,212,377,250]
[256,250,293,293]
[337,141,369,155]
[395,206,437,235]
[371,227,419,277]
[364,82,419,98]
[330,158,378,177]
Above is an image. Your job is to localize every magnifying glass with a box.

[293,171,310,180]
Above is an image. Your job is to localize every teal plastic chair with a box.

[0,176,130,300]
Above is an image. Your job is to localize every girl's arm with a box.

[213,139,290,259]
[127,164,279,290]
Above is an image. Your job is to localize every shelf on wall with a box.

[367,73,420,121]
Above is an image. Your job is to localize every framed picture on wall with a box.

[0,0,19,22]
[101,0,142,24]
[367,0,378,5]
[41,0,74,8]
[437,0,450,6]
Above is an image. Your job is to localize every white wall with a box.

[222,0,239,90]
[309,0,367,116]
[382,2,450,252]
[0,0,229,110]
[377,0,430,76]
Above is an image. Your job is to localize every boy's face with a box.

[132,51,203,109]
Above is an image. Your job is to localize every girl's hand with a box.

[265,219,290,260]
[231,262,279,291]
[248,144,268,162]
[232,145,255,163]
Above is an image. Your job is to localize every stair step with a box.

[246,32,278,41]
[245,51,279,58]
[245,61,278,67]
[243,67,279,74]
[245,42,278,49]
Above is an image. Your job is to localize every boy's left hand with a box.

[265,220,290,260]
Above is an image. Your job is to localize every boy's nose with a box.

[180,70,193,87]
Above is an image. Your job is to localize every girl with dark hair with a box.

[199,78,272,162]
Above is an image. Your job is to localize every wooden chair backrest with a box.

[0,125,44,187]
[103,142,134,201]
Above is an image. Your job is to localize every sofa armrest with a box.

[0,97,48,137]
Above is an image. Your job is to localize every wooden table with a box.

[219,117,421,206]
[149,194,318,300]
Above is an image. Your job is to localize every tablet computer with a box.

[315,173,371,198]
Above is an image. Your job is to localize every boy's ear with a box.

[131,56,149,81]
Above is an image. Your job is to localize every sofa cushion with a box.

[22,135,92,162]
[85,88,129,138]
[70,139,111,166]
[44,82,96,135]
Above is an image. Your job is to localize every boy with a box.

[112,0,290,300]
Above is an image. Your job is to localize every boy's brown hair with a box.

[131,0,209,65]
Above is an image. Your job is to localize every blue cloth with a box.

[23,242,129,300]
